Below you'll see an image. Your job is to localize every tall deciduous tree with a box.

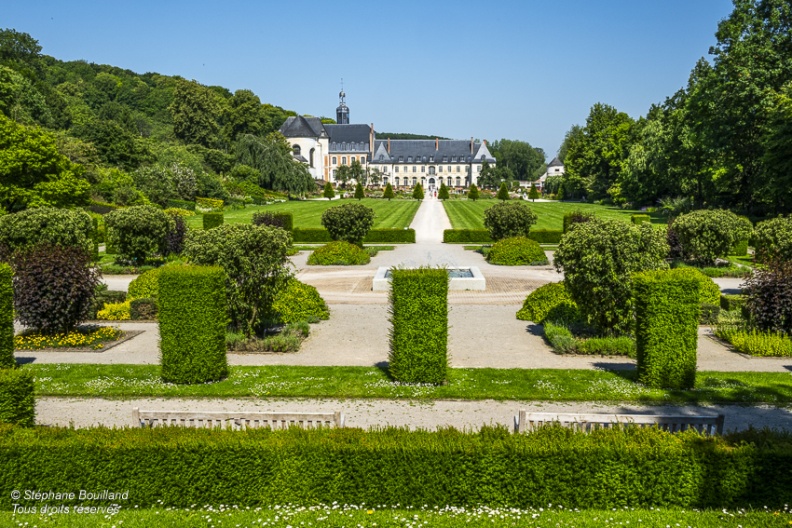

[169,79,223,148]
[489,139,546,181]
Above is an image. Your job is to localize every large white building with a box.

[279,91,495,192]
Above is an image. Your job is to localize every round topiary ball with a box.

[486,237,548,266]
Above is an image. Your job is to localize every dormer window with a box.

[443,157,448,162]
[379,154,384,161]
[407,156,413,163]
[429,156,434,162]
[293,145,301,156]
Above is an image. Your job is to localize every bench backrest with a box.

[516,411,724,435]
[133,408,344,430]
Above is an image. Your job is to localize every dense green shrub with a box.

[271,278,329,324]
[496,181,510,201]
[563,210,595,233]
[467,183,479,201]
[633,269,700,389]
[167,199,196,211]
[307,241,371,265]
[292,228,333,243]
[753,215,792,263]
[196,196,224,211]
[671,209,753,265]
[554,218,669,336]
[669,268,721,305]
[383,183,395,200]
[321,203,375,246]
[516,282,578,323]
[442,229,492,243]
[743,258,792,336]
[483,202,537,240]
[729,239,749,256]
[720,293,747,313]
[486,237,548,266]
[202,212,224,230]
[89,285,126,320]
[130,298,158,320]
[11,245,100,334]
[0,207,94,255]
[159,265,228,384]
[96,300,130,321]
[127,268,161,300]
[577,336,637,357]
[1,426,791,509]
[412,184,424,200]
[105,205,173,263]
[389,268,448,384]
[631,214,651,225]
[0,264,12,369]
[252,211,294,231]
[528,229,563,243]
[0,369,34,426]
[363,228,415,243]
[183,224,292,337]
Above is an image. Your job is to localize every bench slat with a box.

[516,411,724,435]
[133,409,344,429]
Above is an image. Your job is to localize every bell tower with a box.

[336,79,349,124]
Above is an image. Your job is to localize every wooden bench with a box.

[515,411,724,435]
[133,408,344,430]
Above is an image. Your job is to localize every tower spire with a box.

[336,78,349,124]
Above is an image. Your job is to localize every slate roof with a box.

[547,156,564,167]
[279,116,327,138]
[326,124,370,146]
[371,139,495,163]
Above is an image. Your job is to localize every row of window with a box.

[331,142,367,151]
[331,156,366,165]
[393,165,469,173]
[382,176,466,187]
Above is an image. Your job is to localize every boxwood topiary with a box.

[203,212,224,230]
[307,241,371,265]
[0,207,94,255]
[486,237,548,266]
[516,282,579,323]
[0,369,34,426]
[671,209,753,265]
[271,279,329,324]
[670,268,721,305]
[320,204,375,246]
[130,298,158,320]
[0,264,13,369]
[105,205,173,264]
[128,268,161,301]
[483,202,537,240]
[252,211,294,231]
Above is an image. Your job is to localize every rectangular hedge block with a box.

[633,269,700,389]
[0,264,13,369]
[292,228,333,243]
[443,229,492,243]
[167,199,196,211]
[527,229,563,244]
[631,214,651,225]
[388,268,448,384]
[202,212,224,230]
[0,369,34,426]
[252,211,294,231]
[292,228,416,244]
[0,426,790,509]
[159,265,228,384]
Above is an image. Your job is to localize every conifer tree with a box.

[529,182,540,202]
[497,181,510,201]
[468,183,480,201]
[323,181,335,200]
[412,184,424,200]
[438,182,450,200]
[354,182,364,200]
[383,183,395,201]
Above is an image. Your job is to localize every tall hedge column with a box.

[633,270,700,389]
[159,265,229,384]
[388,268,448,384]
[0,264,13,369]
[0,263,34,426]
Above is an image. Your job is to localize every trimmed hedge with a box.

[720,293,747,313]
[486,237,548,266]
[631,214,651,225]
[729,239,749,257]
[0,369,34,426]
[252,211,294,231]
[196,197,224,211]
[167,199,196,211]
[271,279,330,324]
[389,268,448,384]
[127,268,161,300]
[443,229,492,243]
[634,269,700,389]
[130,298,158,320]
[516,282,578,324]
[159,266,228,384]
[443,229,561,244]
[203,212,224,230]
[1,426,790,509]
[307,241,371,265]
[0,264,12,369]
[293,228,416,244]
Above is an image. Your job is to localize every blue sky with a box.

[6,0,734,158]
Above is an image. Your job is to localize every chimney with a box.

[435,137,439,151]
[369,123,374,152]
[470,137,474,154]
[387,138,390,153]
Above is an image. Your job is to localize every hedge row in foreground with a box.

[1,426,790,509]
[293,228,416,244]
[0,264,13,369]
[0,370,34,426]
[443,229,563,244]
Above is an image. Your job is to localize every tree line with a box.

[556,0,792,217]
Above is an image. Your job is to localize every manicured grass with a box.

[443,200,666,231]
[3,505,787,527]
[24,364,792,404]
[185,199,420,230]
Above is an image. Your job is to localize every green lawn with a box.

[24,364,792,404]
[443,199,665,231]
[4,505,785,527]
[185,198,420,230]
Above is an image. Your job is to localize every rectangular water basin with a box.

[372,266,485,291]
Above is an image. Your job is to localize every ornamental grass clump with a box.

[307,241,370,265]
[633,269,700,389]
[159,265,228,384]
[388,268,448,384]
[486,237,548,266]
